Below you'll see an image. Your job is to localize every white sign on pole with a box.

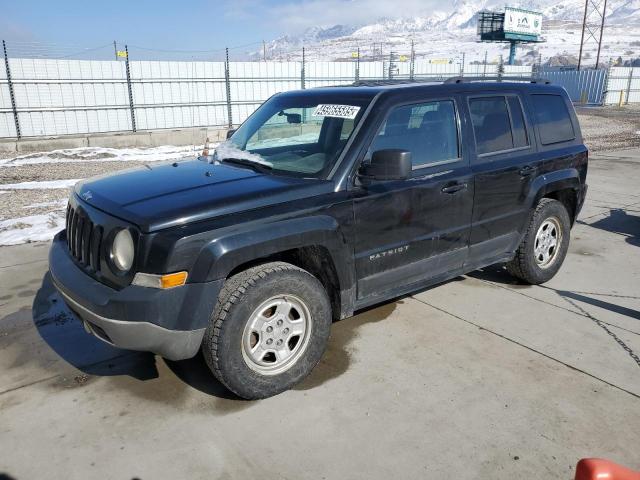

[504,7,543,36]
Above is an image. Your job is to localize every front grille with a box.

[66,203,103,272]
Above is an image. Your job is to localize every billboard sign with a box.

[504,7,542,37]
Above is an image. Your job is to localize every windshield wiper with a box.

[220,157,272,173]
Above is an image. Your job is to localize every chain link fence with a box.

[1,40,637,140]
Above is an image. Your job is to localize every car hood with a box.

[74,159,333,232]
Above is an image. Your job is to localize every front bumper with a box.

[49,233,223,360]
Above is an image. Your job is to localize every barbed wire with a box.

[1,37,636,66]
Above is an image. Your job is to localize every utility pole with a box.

[113,41,118,60]
[263,40,266,61]
[578,0,608,70]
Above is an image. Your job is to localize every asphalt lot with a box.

[0,148,639,479]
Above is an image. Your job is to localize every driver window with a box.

[246,107,322,150]
[369,100,459,168]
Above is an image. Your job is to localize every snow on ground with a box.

[0,144,219,245]
[0,212,66,246]
[0,145,203,167]
[23,199,69,209]
[0,179,80,190]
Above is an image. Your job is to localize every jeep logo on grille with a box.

[81,190,93,201]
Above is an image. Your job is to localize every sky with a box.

[0,0,438,60]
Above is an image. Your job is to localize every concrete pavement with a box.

[0,149,638,479]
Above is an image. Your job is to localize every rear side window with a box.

[370,100,459,168]
[469,97,514,155]
[531,94,575,145]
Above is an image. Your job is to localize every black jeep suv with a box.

[49,78,588,399]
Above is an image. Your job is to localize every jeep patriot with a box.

[49,78,588,399]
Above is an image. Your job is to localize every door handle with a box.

[519,165,536,176]
[441,183,468,194]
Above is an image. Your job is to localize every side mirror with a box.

[226,128,236,139]
[359,149,412,181]
[277,111,302,124]
[286,113,302,124]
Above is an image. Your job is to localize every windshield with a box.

[222,94,370,179]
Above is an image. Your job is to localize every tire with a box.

[506,198,571,285]
[202,261,332,400]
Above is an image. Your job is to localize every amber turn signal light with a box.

[132,271,188,289]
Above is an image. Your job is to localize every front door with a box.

[352,97,474,301]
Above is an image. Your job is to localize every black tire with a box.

[506,198,571,285]
[202,261,332,400]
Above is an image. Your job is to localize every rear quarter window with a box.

[531,94,575,145]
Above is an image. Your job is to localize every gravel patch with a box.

[0,160,159,184]
[576,105,640,152]
[0,189,70,221]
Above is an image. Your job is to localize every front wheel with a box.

[202,262,332,399]
[506,198,571,284]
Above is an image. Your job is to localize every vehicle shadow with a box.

[31,272,158,380]
[164,352,240,400]
[31,272,238,399]
[467,264,525,286]
[579,208,640,247]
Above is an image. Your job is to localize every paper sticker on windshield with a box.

[313,104,361,119]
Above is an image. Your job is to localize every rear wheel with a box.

[202,262,332,399]
[506,198,571,284]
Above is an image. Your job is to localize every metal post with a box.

[301,46,306,89]
[626,68,634,104]
[224,47,232,128]
[409,40,415,81]
[498,55,504,80]
[508,41,517,66]
[460,52,465,77]
[595,0,608,69]
[113,40,118,60]
[577,0,589,70]
[3,40,20,139]
[388,51,394,80]
[124,45,136,132]
[355,47,360,82]
[483,50,488,77]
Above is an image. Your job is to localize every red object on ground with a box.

[575,459,640,480]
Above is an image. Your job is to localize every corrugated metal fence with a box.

[1,57,637,139]
[541,68,608,105]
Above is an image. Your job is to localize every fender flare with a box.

[528,168,582,210]
[189,215,354,288]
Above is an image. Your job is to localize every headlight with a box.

[110,229,134,272]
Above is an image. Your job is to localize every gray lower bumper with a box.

[60,289,205,361]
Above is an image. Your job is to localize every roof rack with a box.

[444,76,551,84]
[351,79,444,87]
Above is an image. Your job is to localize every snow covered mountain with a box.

[252,0,640,65]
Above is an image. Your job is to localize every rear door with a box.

[351,95,474,301]
[465,92,538,267]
